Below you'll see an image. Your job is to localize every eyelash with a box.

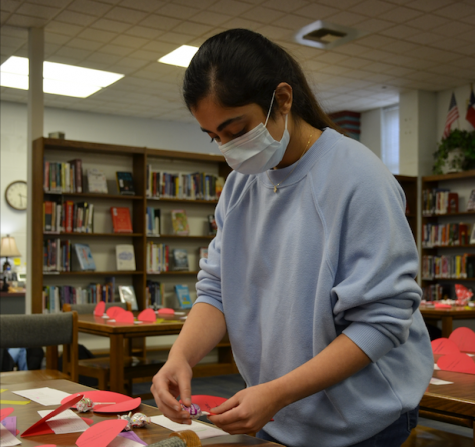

[209,129,246,144]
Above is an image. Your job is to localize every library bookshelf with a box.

[31,137,230,314]
[420,170,475,300]
[394,175,418,240]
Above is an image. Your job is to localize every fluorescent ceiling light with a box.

[0,56,124,98]
[158,45,199,68]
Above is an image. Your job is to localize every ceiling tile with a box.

[157,31,195,45]
[44,31,71,45]
[171,21,213,37]
[1,25,28,39]
[141,40,177,55]
[240,6,284,24]
[157,3,200,20]
[315,52,349,64]
[1,0,22,13]
[402,0,453,11]
[174,0,218,9]
[349,0,397,16]
[189,10,232,26]
[378,7,422,22]
[405,14,449,31]
[126,48,158,61]
[337,57,372,69]
[325,11,368,26]
[15,2,60,20]
[46,21,84,36]
[405,32,443,45]
[77,27,117,43]
[435,21,474,37]
[67,37,104,51]
[356,18,394,33]
[104,6,148,24]
[138,13,181,30]
[362,61,394,73]
[6,13,48,27]
[357,49,390,61]
[110,34,149,48]
[91,18,131,33]
[262,0,308,13]
[380,24,421,39]
[460,13,475,26]
[99,44,135,57]
[68,0,113,16]
[332,43,371,56]
[54,46,92,60]
[435,2,475,19]
[272,14,314,30]
[119,0,164,12]
[355,34,397,49]
[209,0,253,16]
[0,35,26,49]
[431,37,471,51]
[125,25,164,39]
[55,10,96,26]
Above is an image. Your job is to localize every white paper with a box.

[433,364,441,370]
[12,387,71,406]
[0,423,21,446]
[430,377,454,385]
[108,437,146,447]
[37,409,88,434]
[150,415,228,440]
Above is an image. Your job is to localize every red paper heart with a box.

[449,327,475,353]
[62,390,132,410]
[106,306,126,319]
[434,303,452,309]
[94,301,105,316]
[431,338,460,355]
[0,408,14,422]
[157,308,174,316]
[94,397,141,414]
[114,311,134,324]
[81,418,94,425]
[437,353,475,374]
[138,308,156,323]
[181,395,227,413]
[76,419,128,447]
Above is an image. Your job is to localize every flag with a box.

[466,87,475,128]
[442,92,460,139]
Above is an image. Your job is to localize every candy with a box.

[76,397,94,413]
[130,412,150,428]
[180,403,201,419]
[118,412,134,431]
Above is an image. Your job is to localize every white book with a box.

[87,168,108,194]
[116,244,136,271]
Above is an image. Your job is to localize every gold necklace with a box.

[266,131,314,193]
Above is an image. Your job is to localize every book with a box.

[174,284,192,309]
[208,214,217,236]
[471,224,475,245]
[116,171,135,195]
[199,247,208,259]
[468,190,475,212]
[72,243,96,271]
[146,207,160,235]
[68,159,83,193]
[118,285,138,311]
[116,244,136,271]
[171,209,189,236]
[111,207,133,233]
[87,168,108,194]
[172,248,189,271]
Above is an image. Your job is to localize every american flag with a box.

[466,87,475,128]
[442,92,459,139]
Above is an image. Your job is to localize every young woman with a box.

[151,29,433,447]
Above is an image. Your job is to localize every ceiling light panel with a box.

[158,45,199,68]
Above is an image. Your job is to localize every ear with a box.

[274,82,293,116]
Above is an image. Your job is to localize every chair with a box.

[0,312,79,382]
[402,426,473,446]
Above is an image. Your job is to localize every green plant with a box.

[433,129,475,174]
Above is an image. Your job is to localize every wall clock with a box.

[5,180,27,211]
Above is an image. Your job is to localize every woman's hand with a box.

[150,356,194,425]
[208,382,283,434]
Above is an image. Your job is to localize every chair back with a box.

[0,312,79,382]
[62,302,131,313]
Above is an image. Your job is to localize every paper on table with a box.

[109,435,147,447]
[0,423,21,446]
[2,417,17,436]
[150,415,228,440]
[433,364,441,370]
[0,400,30,405]
[37,409,88,434]
[118,432,147,446]
[13,387,71,406]
[430,378,454,385]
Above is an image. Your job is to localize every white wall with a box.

[360,108,382,158]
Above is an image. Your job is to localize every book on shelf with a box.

[208,214,217,236]
[87,168,108,194]
[68,159,83,193]
[111,207,133,233]
[174,284,192,309]
[43,200,94,233]
[422,254,475,280]
[146,280,165,308]
[44,160,82,193]
[199,247,208,260]
[471,225,475,245]
[147,242,169,273]
[468,189,475,212]
[116,171,135,195]
[171,248,189,271]
[422,223,474,247]
[171,209,189,236]
[72,243,96,271]
[118,285,138,311]
[43,238,71,272]
[146,207,160,236]
[422,189,460,216]
[116,244,136,271]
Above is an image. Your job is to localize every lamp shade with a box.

[0,235,21,257]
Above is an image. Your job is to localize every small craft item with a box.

[76,397,94,413]
[61,390,141,413]
[130,412,150,428]
[147,430,202,447]
[180,403,201,419]
[118,412,134,431]
[455,284,474,306]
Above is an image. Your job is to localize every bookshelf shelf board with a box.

[147,234,214,240]
[147,197,219,205]
[43,137,145,155]
[147,271,199,276]
[422,245,475,250]
[44,271,143,276]
[43,232,143,237]
[44,192,143,200]
[422,278,475,282]
[423,212,475,219]
[423,169,475,183]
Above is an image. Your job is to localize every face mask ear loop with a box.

[264,90,276,127]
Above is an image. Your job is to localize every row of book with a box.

[422,254,475,280]
[43,239,71,272]
[422,284,454,302]
[44,159,83,193]
[146,280,165,308]
[422,189,460,216]
[146,166,224,201]
[422,223,473,248]
[146,207,161,236]
[43,200,94,233]
[146,243,190,273]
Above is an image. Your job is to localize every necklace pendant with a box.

[273,186,277,193]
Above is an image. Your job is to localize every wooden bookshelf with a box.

[394,174,418,241]
[31,137,229,314]
[420,170,475,299]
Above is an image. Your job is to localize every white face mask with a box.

[217,91,290,175]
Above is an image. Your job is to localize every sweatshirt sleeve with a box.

[329,168,422,363]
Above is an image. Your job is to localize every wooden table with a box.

[0,376,278,446]
[419,304,475,337]
[420,357,475,446]
[76,314,237,394]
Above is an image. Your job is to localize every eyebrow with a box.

[200,115,244,134]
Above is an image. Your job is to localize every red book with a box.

[65,201,74,233]
[111,207,133,233]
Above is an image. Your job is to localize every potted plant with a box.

[433,129,475,174]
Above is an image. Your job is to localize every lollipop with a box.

[76,397,94,413]
[118,412,134,431]
[180,403,201,419]
[130,412,150,428]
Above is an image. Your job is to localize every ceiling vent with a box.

[294,20,369,50]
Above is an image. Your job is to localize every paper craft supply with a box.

[37,409,88,434]
[114,311,135,324]
[430,378,454,385]
[449,327,475,353]
[431,338,460,355]
[0,422,21,446]
[22,393,83,437]
[437,353,475,374]
[0,408,14,422]
[150,415,227,440]
[13,387,71,406]
[185,395,227,414]
[118,431,148,446]
[109,436,146,447]
[158,308,175,316]
[0,390,6,393]
[77,397,94,413]
[181,403,202,419]
[0,400,31,405]
[434,302,452,309]
[434,364,441,370]
[76,419,128,447]
[2,417,17,436]
[138,308,156,323]
[94,301,105,316]
[62,391,140,414]
[106,306,126,319]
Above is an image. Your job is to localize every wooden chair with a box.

[0,312,79,382]
[402,426,473,446]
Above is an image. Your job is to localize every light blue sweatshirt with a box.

[195,128,433,447]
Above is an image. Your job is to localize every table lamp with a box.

[1,234,21,272]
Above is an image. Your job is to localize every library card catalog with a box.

[150,415,227,440]
[13,387,71,406]
[37,409,88,434]
[0,423,20,446]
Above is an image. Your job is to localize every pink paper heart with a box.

[138,308,156,323]
[431,338,460,355]
[76,419,128,447]
[449,327,475,353]
[434,303,452,309]
[0,408,14,422]
[93,397,141,414]
[114,311,134,324]
[94,301,105,316]
[157,308,175,316]
[437,353,475,374]
[106,306,126,319]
